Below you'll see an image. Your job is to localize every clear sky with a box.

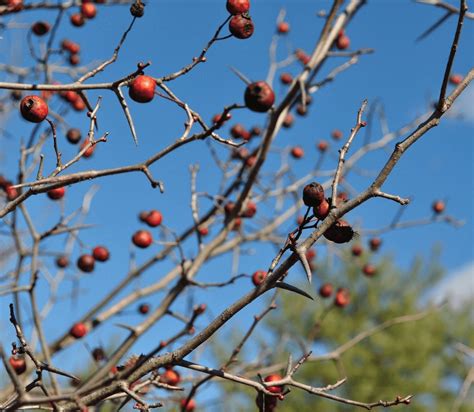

[0,0,473,407]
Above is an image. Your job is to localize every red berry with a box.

[31,21,50,36]
[9,356,26,375]
[362,263,377,277]
[244,81,275,113]
[252,270,267,286]
[194,303,207,314]
[77,254,95,272]
[5,0,23,12]
[283,113,294,128]
[351,244,363,257]
[449,74,463,85]
[161,369,181,386]
[81,3,97,19]
[72,97,86,111]
[226,0,249,15]
[432,200,445,214]
[280,73,293,85]
[336,34,350,50]
[66,128,82,144]
[323,219,355,244]
[242,200,257,218]
[317,140,329,152]
[55,255,69,268]
[232,217,242,231]
[92,246,110,262]
[295,48,310,65]
[291,146,304,159]
[5,184,19,201]
[128,75,156,103]
[319,283,333,298]
[230,123,250,140]
[180,399,196,412]
[314,198,330,220]
[264,374,283,393]
[138,303,150,314]
[334,287,350,307]
[145,210,163,227]
[245,155,257,168]
[61,39,80,54]
[250,126,262,136]
[20,95,48,123]
[70,13,85,27]
[277,21,290,34]
[70,322,88,339]
[132,230,153,248]
[305,248,316,261]
[47,187,65,200]
[212,112,232,125]
[63,90,79,104]
[331,129,343,140]
[368,237,382,252]
[80,139,95,158]
[229,13,254,39]
[69,54,80,66]
[198,225,209,236]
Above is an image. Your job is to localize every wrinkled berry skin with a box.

[20,95,48,123]
[244,81,275,112]
[302,182,325,207]
[323,219,355,244]
[229,13,254,39]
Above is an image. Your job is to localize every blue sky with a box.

[0,0,473,407]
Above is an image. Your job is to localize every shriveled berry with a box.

[229,13,254,39]
[92,347,106,362]
[302,182,325,207]
[244,81,275,112]
[283,113,294,128]
[323,219,355,244]
[20,95,48,123]
[242,200,257,218]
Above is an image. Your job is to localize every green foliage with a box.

[218,248,473,411]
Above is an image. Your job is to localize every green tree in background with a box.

[215,248,473,412]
